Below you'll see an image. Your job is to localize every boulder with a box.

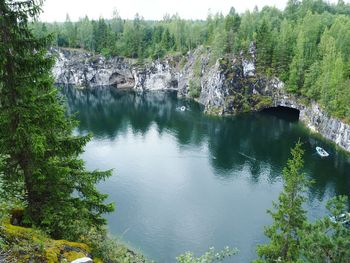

[71,257,93,263]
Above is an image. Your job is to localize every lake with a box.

[62,86,350,262]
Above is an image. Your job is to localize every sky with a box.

[39,0,347,22]
[39,0,288,22]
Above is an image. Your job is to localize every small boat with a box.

[330,212,350,227]
[180,106,186,112]
[316,146,329,157]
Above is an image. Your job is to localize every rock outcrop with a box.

[132,60,178,91]
[274,94,350,152]
[51,47,350,153]
[52,48,179,91]
[178,46,274,115]
[52,48,134,88]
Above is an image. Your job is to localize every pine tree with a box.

[255,19,273,73]
[272,19,294,81]
[288,29,305,93]
[254,142,308,262]
[300,196,350,263]
[0,0,113,239]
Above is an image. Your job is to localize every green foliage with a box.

[0,221,93,263]
[188,79,201,98]
[176,246,238,263]
[79,227,148,263]
[256,143,350,262]
[300,196,350,263]
[193,56,202,77]
[255,141,308,263]
[31,0,350,121]
[255,19,273,73]
[0,0,113,240]
[254,95,273,110]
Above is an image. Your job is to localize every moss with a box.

[1,222,92,263]
[205,106,223,116]
[1,220,150,262]
[253,95,273,110]
[63,251,87,262]
[45,240,91,263]
[2,222,45,241]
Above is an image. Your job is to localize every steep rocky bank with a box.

[51,48,350,153]
[52,48,134,88]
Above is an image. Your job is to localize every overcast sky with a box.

[39,0,346,22]
[39,0,288,22]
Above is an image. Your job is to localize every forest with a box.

[0,0,349,262]
[32,0,350,122]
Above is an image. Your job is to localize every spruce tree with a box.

[255,19,273,74]
[0,0,113,239]
[300,196,350,263]
[254,142,308,262]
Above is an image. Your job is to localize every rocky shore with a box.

[51,47,350,153]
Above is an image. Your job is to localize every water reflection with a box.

[61,85,350,262]
[62,86,350,200]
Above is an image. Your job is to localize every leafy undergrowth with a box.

[0,221,97,263]
[0,207,148,263]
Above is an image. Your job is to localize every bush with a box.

[176,246,238,263]
[79,226,148,263]
[188,78,201,98]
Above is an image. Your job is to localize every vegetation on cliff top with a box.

[0,0,349,262]
[33,0,350,122]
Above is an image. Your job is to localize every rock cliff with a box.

[132,60,178,92]
[52,48,178,91]
[274,94,350,153]
[51,48,350,152]
[52,48,134,88]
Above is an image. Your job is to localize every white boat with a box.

[330,212,350,227]
[316,146,329,157]
[180,106,186,111]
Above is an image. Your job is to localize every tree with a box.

[285,0,301,21]
[255,19,273,73]
[288,30,305,92]
[300,196,350,263]
[254,141,308,262]
[176,247,238,263]
[272,19,294,80]
[92,18,109,53]
[0,0,113,239]
[316,31,346,117]
[76,16,93,50]
[64,14,77,47]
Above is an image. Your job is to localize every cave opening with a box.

[261,106,300,122]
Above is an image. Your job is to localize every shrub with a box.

[188,79,201,98]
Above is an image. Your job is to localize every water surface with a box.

[63,86,350,262]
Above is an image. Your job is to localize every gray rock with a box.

[51,47,350,153]
[132,60,178,91]
[70,257,93,263]
[51,48,134,88]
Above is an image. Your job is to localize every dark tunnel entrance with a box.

[261,106,300,122]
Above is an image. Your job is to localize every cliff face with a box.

[52,48,178,91]
[274,95,350,152]
[52,48,134,88]
[51,48,350,152]
[132,60,178,92]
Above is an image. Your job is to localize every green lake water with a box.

[62,86,350,262]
